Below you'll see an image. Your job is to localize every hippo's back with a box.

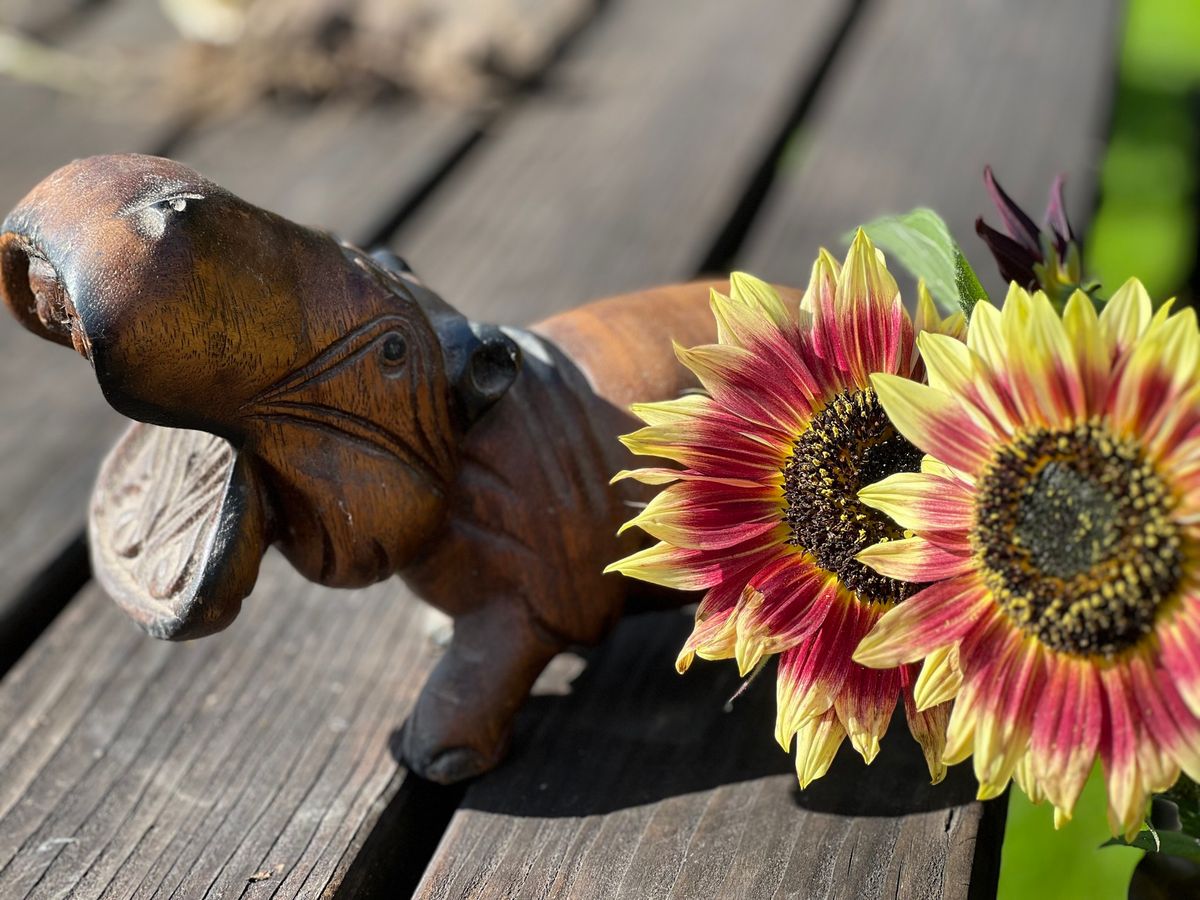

[531,280,804,410]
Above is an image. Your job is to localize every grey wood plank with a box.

[0,555,447,899]
[392,0,852,324]
[415,612,996,900]
[739,0,1122,299]
[174,101,479,244]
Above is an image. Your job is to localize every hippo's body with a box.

[0,154,794,781]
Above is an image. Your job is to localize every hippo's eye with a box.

[379,333,407,372]
[152,193,203,214]
[123,192,206,240]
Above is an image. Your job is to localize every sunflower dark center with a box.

[783,389,924,605]
[975,421,1183,656]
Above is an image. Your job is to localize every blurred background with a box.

[0,0,1194,897]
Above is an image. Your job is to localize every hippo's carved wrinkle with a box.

[0,153,785,783]
[240,312,458,494]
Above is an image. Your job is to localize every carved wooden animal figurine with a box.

[0,154,796,782]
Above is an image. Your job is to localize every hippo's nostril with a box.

[24,251,91,361]
[0,235,93,359]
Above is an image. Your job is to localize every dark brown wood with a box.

[0,0,604,658]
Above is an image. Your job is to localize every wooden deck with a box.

[0,0,1121,897]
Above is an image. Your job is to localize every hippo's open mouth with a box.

[0,237,92,360]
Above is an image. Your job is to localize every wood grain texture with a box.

[738,0,1122,298]
[416,611,1000,900]
[175,101,479,244]
[0,555,446,899]
[392,0,852,324]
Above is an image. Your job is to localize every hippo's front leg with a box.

[401,598,566,783]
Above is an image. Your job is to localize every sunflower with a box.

[605,231,964,786]
[853,279,1200,838]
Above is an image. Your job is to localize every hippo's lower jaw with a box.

[90,423,272,641]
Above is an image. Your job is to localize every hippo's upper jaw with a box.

[0,153,521,639]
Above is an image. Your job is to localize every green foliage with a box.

[1163,777,1200,837]
[856,209,988,315]
[999,767,1142,900]
[1107,777,1200,864]
[1086,0,1200,301]
[1105,830,1200,864]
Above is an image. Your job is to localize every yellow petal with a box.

[603,542,702,588]
[1100,277,1152,351]
[914,644,963,710]
[1014,754,1046,805]
[629,393,711,426]
[966,300,1007,374]
[730,272,791,326]
[839,228,899,313]
[793,710,846,789]
[871,373,994,473]
[799,248,841,319]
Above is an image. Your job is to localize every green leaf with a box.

[1162,776,1200,838]
[954,250,988,314]
[856,208,989,316]
[1104,828,1200,863]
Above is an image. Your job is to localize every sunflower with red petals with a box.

[854,279,1200,838]
[606,231,963,786]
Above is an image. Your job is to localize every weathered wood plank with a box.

[174,101,478,243]
[739,0,1121,298]
[392,0,852,324]
[0,557,446,899]
[171,0,603,240]
[416,612,994,900]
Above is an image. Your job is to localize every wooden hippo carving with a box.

[0,154,795,783]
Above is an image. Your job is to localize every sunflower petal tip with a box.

[976,782,1007,802]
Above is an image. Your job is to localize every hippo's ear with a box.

[458,323,521,426]
[90,423,273,640]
